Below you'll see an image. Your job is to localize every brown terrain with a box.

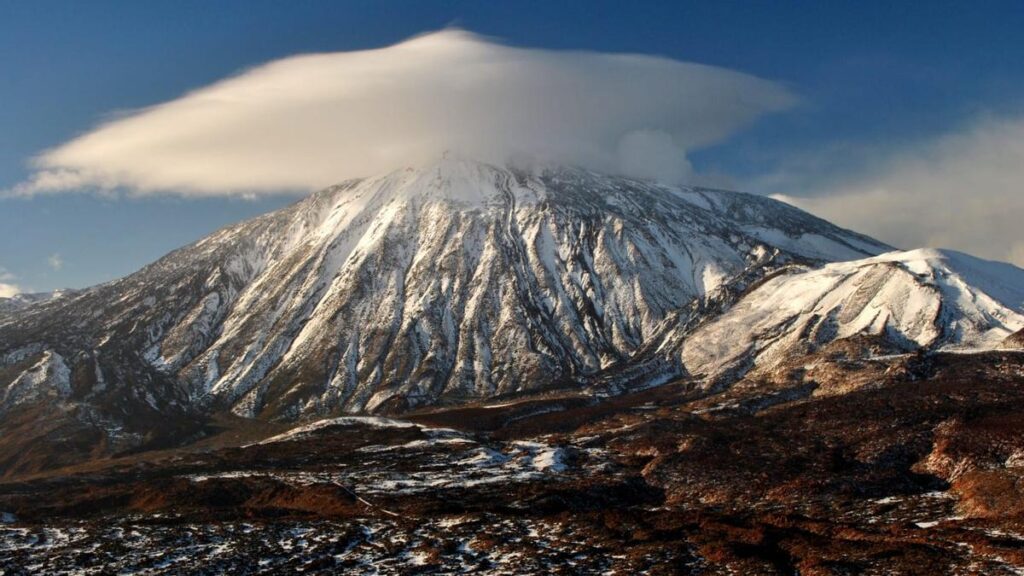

[1,349,1024,574]
[1005,329,1024,349]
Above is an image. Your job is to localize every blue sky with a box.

[3,0,1024,293]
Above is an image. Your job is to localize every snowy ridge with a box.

[0,290,76,316]
[671,248,1024,382]
[257,416,421,445]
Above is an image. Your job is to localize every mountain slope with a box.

[1006,329,1024,349]
[0,290,76,316]
[661,248,1024,384]
[0,159,887,436]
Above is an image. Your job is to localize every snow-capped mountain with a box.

[0,159,887,427]
[661,248,1024,384]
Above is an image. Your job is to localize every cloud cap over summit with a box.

[11,30,796,197]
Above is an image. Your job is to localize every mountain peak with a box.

[377,156,535,207]
[861,248,1024,311]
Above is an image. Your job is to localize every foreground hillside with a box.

[3,350,1024,574]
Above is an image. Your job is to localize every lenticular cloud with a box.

[12,30,796,197]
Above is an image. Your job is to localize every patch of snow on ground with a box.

[256,416,419,445]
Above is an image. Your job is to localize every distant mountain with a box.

[0,289,76,316]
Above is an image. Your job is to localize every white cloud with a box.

[47,253,63,271]
[0,267,21,298]
[772,114,1024,268]
[615,129,693,184]
[7,30,795,198]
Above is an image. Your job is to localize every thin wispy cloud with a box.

[772,114,1024,267]
[47,253,63,271]
[7,29,796,198]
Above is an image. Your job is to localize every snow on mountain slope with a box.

[0,350,71,413]
[0,158,888,428]
[669,248,1024,383]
